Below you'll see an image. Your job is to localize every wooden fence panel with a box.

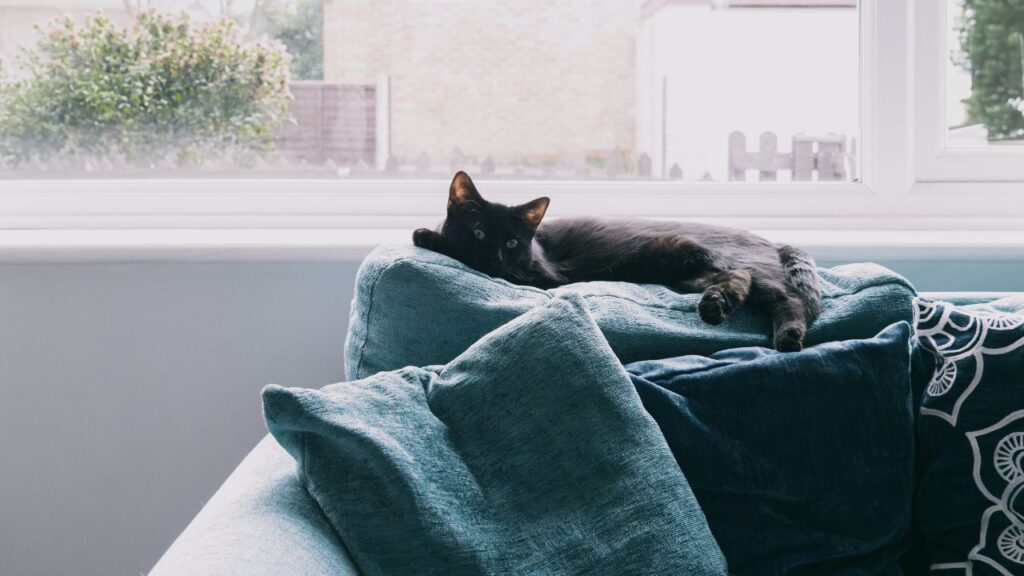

[277,82,377,166]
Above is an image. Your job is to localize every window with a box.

[0,0,860,183]
[1,0,1023,232]
[946,0,1024,149]
[912,0,1024,183]
[0,0,323,179]
[639,0,859,182]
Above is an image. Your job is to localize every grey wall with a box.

[0,262,359,576]
[0,257,1022,576]
[818,259,1024,292]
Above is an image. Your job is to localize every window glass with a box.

[947,0,1024,148]
[0,0,858,181]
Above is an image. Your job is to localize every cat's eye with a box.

[506,239,518,249]
[473,229,485,240]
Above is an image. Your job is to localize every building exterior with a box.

[323,0,858,179]
[323,0,643,166]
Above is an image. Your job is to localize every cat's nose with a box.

[497,251,504,264]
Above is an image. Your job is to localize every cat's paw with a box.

[698,288,730,325]
[412,228,436,248]
[774,324,805,352]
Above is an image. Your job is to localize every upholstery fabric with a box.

[626,323,916,576]
[913,298,1024,575]
[149,436,360,576]
[345,244,918,381]
[148,285,1004,576]
[265,296,727,576]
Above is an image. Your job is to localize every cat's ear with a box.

[517,197,550,231]
[448,171,482,210]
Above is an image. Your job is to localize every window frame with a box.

[1,0,1023,233]
[911,0,1024,184]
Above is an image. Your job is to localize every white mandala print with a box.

[997,524,1024,564]
[973,308,1024,332]
[914,298,1024,426]
[928,360,958,397]
[994,433,1024,484]
[968,411,1024,575]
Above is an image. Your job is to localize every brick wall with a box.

[322,0,641,165]
[278,82,377,165]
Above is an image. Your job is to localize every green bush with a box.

[0,11,292,166]
[957,1,1024,140]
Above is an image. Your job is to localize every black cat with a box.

[413,172,821,351]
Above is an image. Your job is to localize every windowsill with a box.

[0,228,1022,263]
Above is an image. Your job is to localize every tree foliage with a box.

[957,0,1024,140]
[123,0,325,81]
[257,0,323,81]
[0,11,292,166]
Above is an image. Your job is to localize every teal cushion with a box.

[345,244,918,380]
[266,296,727,576]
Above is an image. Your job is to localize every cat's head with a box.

[439,171,549,277]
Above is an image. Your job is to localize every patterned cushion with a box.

[913,298,1024,574]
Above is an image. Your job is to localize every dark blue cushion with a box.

[626,322,914,576]
[913,298,1024,574]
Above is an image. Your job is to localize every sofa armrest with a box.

[149,436,360,576]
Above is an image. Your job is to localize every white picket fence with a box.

[728,131,857,182]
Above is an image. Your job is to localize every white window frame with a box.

[1,0,1023,235]
[912,0,1024,185]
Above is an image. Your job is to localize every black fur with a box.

[414,172,822,351]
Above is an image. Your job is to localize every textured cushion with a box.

[626,322,915,576]
[266,296,727,576]
[913,298,1024,574]
[345,244,917,381]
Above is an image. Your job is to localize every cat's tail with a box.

[777,244,821,322]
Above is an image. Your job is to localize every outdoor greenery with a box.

[0,11,292,166]
[957,0,1024,140]
[257,0,323,80]
[123,1,324,81]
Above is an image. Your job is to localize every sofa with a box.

[149,245,1020,576]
